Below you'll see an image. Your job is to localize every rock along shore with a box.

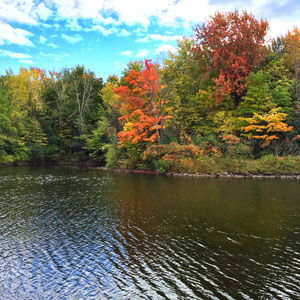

[95,167,300,180]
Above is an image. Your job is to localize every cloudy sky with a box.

[1,0,299,81]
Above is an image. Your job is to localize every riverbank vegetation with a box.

[1,10,300,175]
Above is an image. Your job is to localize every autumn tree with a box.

[114,60,171,147]
[6,67,47,161]
[194,10,269,107]
[284,26,300,108]
[119,60,144,87]
[6,67,46,116]
[239,108,293,147]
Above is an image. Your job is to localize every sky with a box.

[1,0,300,82]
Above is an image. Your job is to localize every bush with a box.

[142,142,222,173]
[105,146,118,168]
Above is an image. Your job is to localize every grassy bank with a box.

[98,154,300,179]
[129,143,300,175]
[159,155,300,175]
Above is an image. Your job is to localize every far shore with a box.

[2,161,300,179]
[94,166,300,180]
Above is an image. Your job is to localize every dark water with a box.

[0,166,299,299]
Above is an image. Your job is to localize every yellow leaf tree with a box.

[7,67,45,116]
[6,67,47,156]
[239,108,293,147]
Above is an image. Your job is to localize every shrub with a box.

[105,146,118,168]
[142,142,222,173]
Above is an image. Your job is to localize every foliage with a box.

[239,108,293,147]
[142,142,221,172]
[246,154,300,174]
[0,86,17,164]
[1,10,300,174]
[235,71,292,118]
[283,26,300,108]
[105,145,118,168]
[3,67,48,163]
[6,67,45,115]
[194,10,269,106]
[114,59,171,145]
[220,134,253,159]
[84,118,110,160]
[164,38,211,137]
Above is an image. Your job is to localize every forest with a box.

[1,10,300,175]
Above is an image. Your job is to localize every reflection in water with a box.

[0,166,299,299]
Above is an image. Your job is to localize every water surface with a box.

[0,166,299,299]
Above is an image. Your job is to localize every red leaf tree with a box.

[194,10,269,107]
[114,60,171,145]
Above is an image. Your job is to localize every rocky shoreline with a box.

[95,167,300,179]
[2,163,300,179]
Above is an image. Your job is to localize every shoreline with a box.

[94,166,300,179]
[2,161,300,179]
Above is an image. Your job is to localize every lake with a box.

[0,166,299,299]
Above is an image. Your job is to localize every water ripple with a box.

[0,167,299,299]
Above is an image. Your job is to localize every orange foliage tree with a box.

[194,10,269,107]
[114,60,171,145]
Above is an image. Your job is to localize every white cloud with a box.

[35,3,53,20]
[1,0,300,40]
[39,51,70,61]
[136,37,149,43]
[20,59,34,64]
[62,33,83,43]
[88,25,118,36]
[135,27,147,36]
[48,0,106,19]
[155,44,177,55]
[48,43,58,48]
[67,19,83,31]
[267,16,300,38]
[137,34,181,43]
[121,51,133,56]
[118,29,131,37]
[0,0,52,24]
[0,22,33,46]
[39,36,46,44]
[0,50,32,59]
[114,61,126,70]
[94,15,120,26]
[136,49,150,57]
[0,0,37,24]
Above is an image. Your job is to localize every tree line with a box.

[1,10,300,173]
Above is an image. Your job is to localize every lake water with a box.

[0,166,299,299]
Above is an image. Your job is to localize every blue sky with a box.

[1,0,300,82]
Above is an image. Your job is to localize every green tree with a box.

[236,71,292,118]
[84,80,120,163]
[0,85,18,164]
[164,37,213,138]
